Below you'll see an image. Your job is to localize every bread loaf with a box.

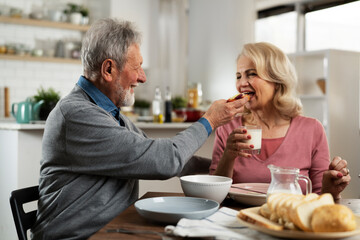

[311,204,356,232]
[247,192,357,232]
[292,193,334,231]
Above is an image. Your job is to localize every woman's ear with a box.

[101,59,115,82]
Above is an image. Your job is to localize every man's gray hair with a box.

[81,18,142,80]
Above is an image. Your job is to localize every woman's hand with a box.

[214,127,254,178]
[223,128,254,160]
[321,156,351,201]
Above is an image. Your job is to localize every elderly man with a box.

[31,18,248,239]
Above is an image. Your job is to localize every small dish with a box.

[228,183,269,206]
[134,196,219,224]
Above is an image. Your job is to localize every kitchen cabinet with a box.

[288,49,360,198]
[0,15,89,64]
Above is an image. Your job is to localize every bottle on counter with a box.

[164,86,172,123]
[152,86,163,123]
[187,82,202,109]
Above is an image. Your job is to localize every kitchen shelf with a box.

[0,54,81,64]
[298,95,326,100]
[0,15,90,32]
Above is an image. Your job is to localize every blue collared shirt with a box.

[77,76,123,125]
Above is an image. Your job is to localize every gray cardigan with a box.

[31,85,208,240]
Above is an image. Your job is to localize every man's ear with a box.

[101,59,115,82]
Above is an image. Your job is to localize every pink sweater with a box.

[210,115,330,194]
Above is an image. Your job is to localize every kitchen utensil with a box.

[4,87,10,117]
[267,164,312,196]
[55,40,65,58]
[11,99,44,123]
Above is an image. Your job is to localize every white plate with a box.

[238,207,360,239]
[134,196,219,224]
[228,183,269,206]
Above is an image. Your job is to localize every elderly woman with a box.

[210,42,350,200]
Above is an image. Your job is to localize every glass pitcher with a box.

[267,164,312,196]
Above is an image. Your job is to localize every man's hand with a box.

[202,97,249,130]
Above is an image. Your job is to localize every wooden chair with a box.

[9,186,39,240]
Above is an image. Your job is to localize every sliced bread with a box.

[238,207,284,231]
[292,193,334,232]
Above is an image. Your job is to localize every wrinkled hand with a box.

[322,156,351,200]
[223,128,254,159]
[202,97,249,130]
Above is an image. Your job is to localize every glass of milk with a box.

[241,125,262,155]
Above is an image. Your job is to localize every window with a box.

[255,0,360,53]
[305,1,360,52]
[255,11,297,53]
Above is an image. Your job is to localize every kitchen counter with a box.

[0,120,193,130]
[0,121,46,130]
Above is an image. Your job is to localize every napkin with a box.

[165,207,275,240]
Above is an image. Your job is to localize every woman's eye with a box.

[248,72,257,77]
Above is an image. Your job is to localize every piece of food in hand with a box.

[311,204,356,232]
[226,92,251,102]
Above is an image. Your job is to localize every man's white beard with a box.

[121,87,135,106]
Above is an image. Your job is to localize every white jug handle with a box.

[298,175,312,194]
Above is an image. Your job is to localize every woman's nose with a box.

[239,78,250,87]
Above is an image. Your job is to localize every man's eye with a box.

[236,75,241,80]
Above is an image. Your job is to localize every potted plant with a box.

[79,6,89,25]
[32,87,61,120]
[171,96,187,110]
[64,3,83,25]
[134,99,151,116]
[172,96,187,122]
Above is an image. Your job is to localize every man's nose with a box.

[138,68,146,83]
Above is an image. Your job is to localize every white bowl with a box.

[180,175,233,203]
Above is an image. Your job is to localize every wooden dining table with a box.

[89,191,360,240]
[88,191,244,240]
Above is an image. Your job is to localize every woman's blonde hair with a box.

[238,42,302,121]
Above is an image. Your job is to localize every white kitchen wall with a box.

[188,0,256,102]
